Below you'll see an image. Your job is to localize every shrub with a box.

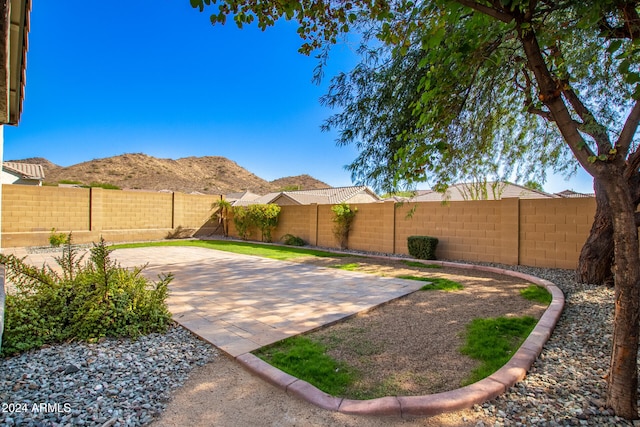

[331,203,357,249]
[247,204,281,243]
[282,234,306,246]
[232,204,281,242]
[407,236,439,260]
[0,235,172,356]
[48,228,68,247]
[232,206,253,240]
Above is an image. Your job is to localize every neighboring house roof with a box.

[225,191,262,206]
[3,161,44,180]
[283,186,380,204]
[230,186,381,206]
[411,182,554,202]
[555,189,595,198]
[1,0,31,125]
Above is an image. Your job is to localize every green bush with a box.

[331,203,357,249]
[247,204,281,243]
[232,204,281,242]
[232,206,252,240]
[48,228,68,247]
[1,235,172,357]
[282,234,306,246]
[407,236,439,260]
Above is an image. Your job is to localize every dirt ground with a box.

[150,256,547,427]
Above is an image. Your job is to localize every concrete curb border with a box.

[234,258,565,418]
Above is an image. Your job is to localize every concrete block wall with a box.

[99,189,173,230]
[173,193,218,235]
[1,185,217,247]
[393,200,506,263]
[518,198,595,269]
[347,202,394,253]
[316,204,339,248]
[269,198,595,269]
[2,185,91,233]
[272,204,312,244]
[0,184,599,269]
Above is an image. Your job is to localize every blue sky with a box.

[4,0,595,194]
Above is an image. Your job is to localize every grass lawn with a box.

[460,316,537,384]
[110,239,348,261]
[396,275,465,291]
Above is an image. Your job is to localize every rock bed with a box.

[469,264,636,427]
[0,325,217,427]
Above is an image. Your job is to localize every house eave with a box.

[0,0,29,126]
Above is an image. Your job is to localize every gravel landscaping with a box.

[1,251,639,426]
[0,325,217,427]
[472,263,629,427]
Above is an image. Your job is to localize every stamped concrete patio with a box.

[12,245,424,357]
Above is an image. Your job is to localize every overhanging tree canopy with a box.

[191,0,640,419]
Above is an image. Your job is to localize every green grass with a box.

[520,285,552,305]
[460,316,537,384]
[329,263,360,271]
[110,239,348,261]
[401,260,442,269]
[397,275,464,291]
[253,336,357,396]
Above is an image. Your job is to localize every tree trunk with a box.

[603,177,640,419]
[577,179,614,286]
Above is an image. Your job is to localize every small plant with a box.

[330,263,360,271]
[331,203,357,250]
[460,316,537,384]
[520,285,552,305]
[407,236,439,260]
[397,275,464,291]
[401,260,442,269]
[48,228,68,247]
[282,233,306,246]
[1,234,172,356]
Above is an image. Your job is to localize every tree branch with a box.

[618,99,640,157]
[455,0,514,23]
[527,106,553,121]
[518,25,599,175]
[562,86,612,152]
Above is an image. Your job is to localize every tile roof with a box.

[278,186,378,204]
[228,186,380,206]
[3,161,44,180]
[554,189,595,198]
[411,182,554,201]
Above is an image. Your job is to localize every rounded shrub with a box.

[407,235,439,260]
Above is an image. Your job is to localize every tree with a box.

[212,198,233,237]
[190,0,640,418]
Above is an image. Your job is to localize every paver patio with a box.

[9,246,424,356]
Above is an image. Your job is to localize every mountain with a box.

[8,153,331,195]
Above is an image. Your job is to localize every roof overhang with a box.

[0,0,29,125]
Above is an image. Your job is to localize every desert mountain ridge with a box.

[8,153,331,195]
